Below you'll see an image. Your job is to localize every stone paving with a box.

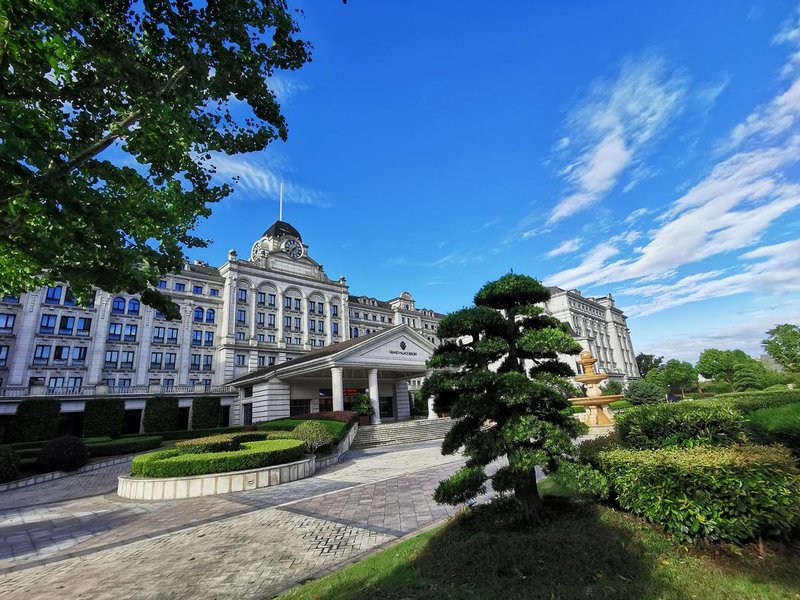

[0,440,467,599]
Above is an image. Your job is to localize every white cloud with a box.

[211,153,331,208]
[548,55,689,223]
[268,74,308,104]
[545,238,582,258]
[624,207,652,224]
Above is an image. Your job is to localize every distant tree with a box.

[603,380,624,396]
[635,353,664,378]
[421,274,604,525]
[762,324,800,373]
[643,367,667,391]
[624,378,665,405]
[696,348,752,392]
[662,359,697,398]
[1,0,312,315]
[733,364,765,391]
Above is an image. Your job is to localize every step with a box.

[351,418,454,449]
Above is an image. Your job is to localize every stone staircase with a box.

[351,418,454,449]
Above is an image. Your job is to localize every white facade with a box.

[543,287,640,382]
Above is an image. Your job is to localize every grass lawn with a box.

[280,480,800,600]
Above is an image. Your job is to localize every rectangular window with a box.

[284,316,291,328]
[257,292,266,305]
[209,288,219,297]
[332,305,338,317]
[204,331,214,346]
[162,378,174,386]
[308,300,316,313]
[77,317,91,336]
[150,352,163,369]
[268,356,275,366]
[203,355,213,370]
[104,350,118,368]
[381,316,386,323]
[0,313,15,333]
[237,289,247,302]
[124,323,137,342]
[72,346,87,362]
[317,304,324,316]
[39,314,57,334]
[236,331,245,341]
[351,327,359,338]
[388,317,392,324]
[257,333,264,342]
[257,355,265,367]
[54,345,70,361]
[267,334,275,343]
[236,309,246,323]
[191,354,201,370]
[157,280,167,289]
[121,350,135,369]
[0,345,7,367]
[294,337,301,345]
[45,285,62,304]
[48,376,65,389]
[309,319,316,332]
[268,313,275,327]
[153,326,165,343]
[284,336,292,345]
[108,322,122,341]
[193,285,203,294]
[257,312,265,325]
[294,298,301,311]
[235,354,245,366]
[372,315,377,321]
[165,353,177,370]
[117,378,131,388]
[283,296,291,309]
[2,295,19,303]
[192,330,201,346]
[294,317,301,330]
[174,282,186,292]
[33,345,51,364]
[59,315,75,335]
[167,328,179,344]
[243,403,253,426]
[67,376,83,388]
[332,322,339,335]
[268,294,276,307]
[353,311,359,319]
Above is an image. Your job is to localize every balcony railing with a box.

[0,384,236,399]
[152,336,165,343]
[120,361,134,369]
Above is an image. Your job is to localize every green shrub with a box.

[13,399,61,442]
[37,435,88,472]
[83,436,113,444]
[292,421,335,453]
[748,403,800,452]
[351,393,374,416]
[143,396,180,433]
[259,419,346,441]
[603,381,624,396]
[174,432,268,453]
[0,447,20,483]
[568,405,585,414]
[576,432,620,469]
[615,401,745,450]
[266,431,297,440]
[83,398,125,438]
[714,389,800,414]
[86,435,163,458]
[130,439,305,478]
[127,426,244,441]
[609,399,633,411]
[191,396,222,430]
[600,445,800,543]
[623,378,665,406]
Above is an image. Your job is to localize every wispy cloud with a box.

[428,250,485,268]
[211,153,331,208]
[548,55,689,224]
[472,218,502,233]
[268,73,309,104]
[545,238,581,258]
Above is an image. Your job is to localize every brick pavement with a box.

[0,440,467,599]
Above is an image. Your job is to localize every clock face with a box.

[283,239,303,259]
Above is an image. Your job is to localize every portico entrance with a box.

[230,325,436,425]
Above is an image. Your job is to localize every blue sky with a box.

[183,1,800,363]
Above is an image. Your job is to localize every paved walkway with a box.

[0,441,466,599]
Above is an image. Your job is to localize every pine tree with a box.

[421,274,604,524]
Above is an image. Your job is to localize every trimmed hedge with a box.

[191,396,222,430]
[13,399,61,442]
[83,398,125,438]
[0,447,20,483]
[174,432,268,453]
[267,431,298,440]
[294,411,359,430]
[609,399,633,411]
[615,401,745,450]
[37,435,88,472]
[86,435,163,458]
[714,389,800,414]
[600,445,800,543]
[576,432,620,469]
[130,439,306,478]
[748,403,800,452]
[143,396,180,433]
[258,419,347,442]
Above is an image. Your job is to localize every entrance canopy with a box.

[230,325,436,422]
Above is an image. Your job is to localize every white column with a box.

[368,368,381,424]
[331,367,344,411]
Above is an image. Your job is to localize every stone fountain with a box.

[570,350,623,427]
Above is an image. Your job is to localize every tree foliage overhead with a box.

[0,0,311,314]
[763,324,800,373]
[421,274,604,524]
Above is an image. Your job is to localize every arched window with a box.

[128,299,140,315]
[194,307,203,322]
[111,296,125,314]
[206,308,215,323]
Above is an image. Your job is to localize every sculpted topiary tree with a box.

[421,274,604,524]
